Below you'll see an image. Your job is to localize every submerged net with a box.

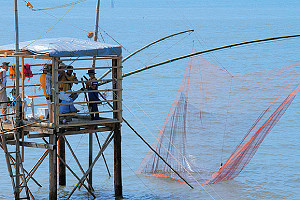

[137,53,300,185]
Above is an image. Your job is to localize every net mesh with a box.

[137,53,300,185]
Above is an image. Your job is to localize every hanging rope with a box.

[22,4,75,49]
[23,0,87,11]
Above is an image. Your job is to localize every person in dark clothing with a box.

[86,69,100,120]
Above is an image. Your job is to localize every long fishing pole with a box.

[122,34,300,78]
[122,29,194,63]
[97,29,194,80]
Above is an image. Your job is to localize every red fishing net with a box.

[137,53,300,185]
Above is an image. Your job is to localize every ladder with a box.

[1,121,30,199]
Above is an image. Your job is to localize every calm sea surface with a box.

[0,0,299,199]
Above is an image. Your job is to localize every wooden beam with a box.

[23,126,53,134]
[6,141,54,150]
[67,88,121,94]
[7,84,41,88]
[58,99,118,106]
[59,56,116,61]
[58,119,120,128]
[55,66,113,71]
[27,133,49,138]
[58,109,120,117]
[60,127,112,136]
[22,121,55,128]
[58,79,113,84]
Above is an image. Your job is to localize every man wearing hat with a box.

[59,64,78,92]
[86,69,100,120]
[0,62,9,122]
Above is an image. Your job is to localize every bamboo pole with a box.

[122,34,300,78]
[98,68,111,80]
[97,29,194,81]
[95,34,300,87]
[122,29,194,63]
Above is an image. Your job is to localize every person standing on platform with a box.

[86,69,100,120]
[58,64,80,114]
[45,64,52,118]
[0,62,9,122]
[60,65,78,92]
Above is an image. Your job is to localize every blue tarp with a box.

[0,37,121,57]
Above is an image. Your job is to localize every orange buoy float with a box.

[87,32,94,38]
[26,2,33,9]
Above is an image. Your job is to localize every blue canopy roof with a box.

[0,37,121,57]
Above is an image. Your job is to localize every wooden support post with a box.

[88,132,93,189]
[53,58,59,126]
[112,58,122,197]
[49,133,57,200]
[21,57,25,161]
[113,123,122,197]
[49,57,58,199]
[58,133,66,186]
[14,9,21,196]
[21,57,25,115]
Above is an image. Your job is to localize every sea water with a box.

[0,0,299,199]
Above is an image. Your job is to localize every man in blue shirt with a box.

[86,69,100,120]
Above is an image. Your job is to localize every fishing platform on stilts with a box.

[0,38,123,199]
